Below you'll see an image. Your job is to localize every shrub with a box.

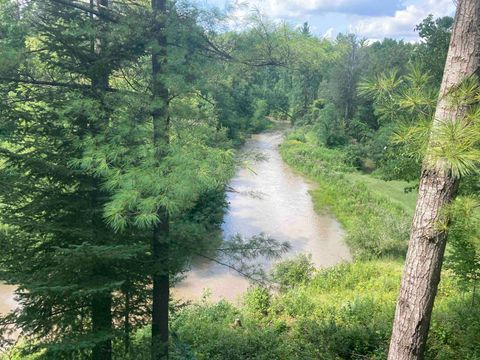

[313,104,348,147]
[171,301,290,360]
[271,254,315,291]
[291,317,389,360]
[243,287,271,319]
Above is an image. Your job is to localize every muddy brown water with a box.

[0,284,16,316]
[173,130,351,302]
[0,130,351,315]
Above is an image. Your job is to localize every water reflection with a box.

[0,284,16,316]
[173,130,351,302]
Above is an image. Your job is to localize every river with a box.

[173,130,351,302]
[0,284,16,316]
[0,130,351,315]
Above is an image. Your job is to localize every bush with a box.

[243,287,271,319]
[250,99,273,133]
[171,301,290,360]
[313,104,348,147]
[426,299,480,360]
[271,254,315,291]
[291,317,389,360]
[162,259,479,360]
[286,129,307,143]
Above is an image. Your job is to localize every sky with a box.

[198,0,456,42]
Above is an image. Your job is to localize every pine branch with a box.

[0,76,86,89]
[195,253,267,285]
[47,0,118,22]
[0,77,116,92]
[0,304,89,330]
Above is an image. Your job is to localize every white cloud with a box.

[350,0,456,40]
[234,0,403,18]
[223,0,456,40]
[224,1,257,30]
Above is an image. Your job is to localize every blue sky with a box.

[197,0,456,41]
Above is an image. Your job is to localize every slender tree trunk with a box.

[388,2,480,359]
[122,284,132,355]
[151,0,170,359]
[91,294,113,360]
[90,2,113,359]
[152,212,170,360]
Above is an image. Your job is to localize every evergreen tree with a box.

[301,22,311,37]
[388,1,480,358]
[0,1,151,358]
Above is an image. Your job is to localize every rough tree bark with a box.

[151,0,170,359]
[388,1,480,359]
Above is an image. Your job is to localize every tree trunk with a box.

[387,1,480,359]
[90,2,113,359]
[91,293,113,360]
[152,212,170,360]
[151,0,170,359]
[123,284,132,355]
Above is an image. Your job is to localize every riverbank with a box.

[158,128,479,360]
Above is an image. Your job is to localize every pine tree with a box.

[388,1,480,358]
[0,1,151,358]
[75,2,237,358]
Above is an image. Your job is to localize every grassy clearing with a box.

[347,173,417,215]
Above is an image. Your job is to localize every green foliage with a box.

[274,260,402,357]
[250,99,273,132]
[323,34,364,122]
[358,64,437,124]
[312,103,348,147]
[282,129,354,173]
[0,1,236,358]
[271,254,315,291]
[7,260,478,359]
[427,117,480,178]
[359,64,438,180]
[172,300,288,360]
[211,234,291,285]
[0,3,472,358]
[445,196,480,295]
[243,287,271,319]
[165,260,480,360]
[372,74,480,179]
[81,112,235,232]
[415,15,453,86]
[426,298,480,360]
